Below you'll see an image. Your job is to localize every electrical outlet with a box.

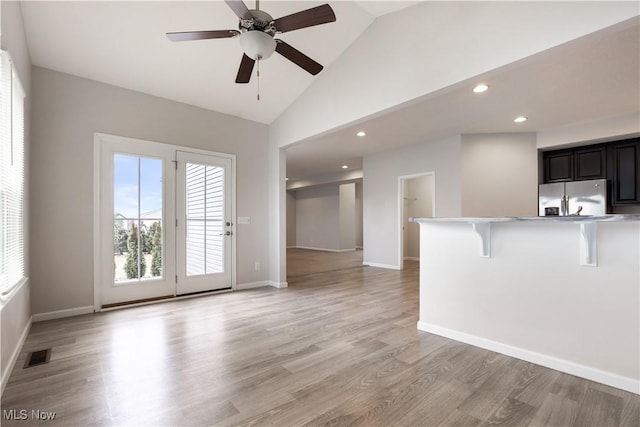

[254,261,260,271]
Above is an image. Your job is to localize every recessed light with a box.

[356,131,366,137]
[514,116,528,123]
[473,84,489,93]
[342,165,349,169]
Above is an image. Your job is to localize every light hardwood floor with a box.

[286,248,363,278]
[1,251,638,426]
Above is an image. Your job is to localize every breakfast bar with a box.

[411,215,640,394]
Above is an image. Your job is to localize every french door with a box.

[176,151,232,295]
[96,134,234,307]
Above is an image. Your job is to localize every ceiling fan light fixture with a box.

[239,30,276,60]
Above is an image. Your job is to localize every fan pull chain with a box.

[256,58,260,101]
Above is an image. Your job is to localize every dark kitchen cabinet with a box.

[574,146,606,180]
[610,138,640,205]
[544,151,573,182]
[542,138,640,206]
[543,144,606,183]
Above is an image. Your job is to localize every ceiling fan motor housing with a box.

[240,9,276,35]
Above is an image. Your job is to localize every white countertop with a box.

[410,214,640,223]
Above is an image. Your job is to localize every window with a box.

[0,51,26,297]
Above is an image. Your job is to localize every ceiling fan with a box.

[167,0,336,84]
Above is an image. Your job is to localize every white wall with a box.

[339,183,356,250]
[363,135,461,269]
[270,2,638,148]
[0,0,31,391]
[404,175,434,259]
[294,184,340,251]
[461,133,538,217]
[286,191,296,247]
[355,181,363,248]
[418,220,640,392]
[268,143,287,287]
[537,112,639,149]
[30,67,271,315]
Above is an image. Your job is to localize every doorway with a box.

[398,173,435,270]
[94,134,235,308]
[285,181,364,280]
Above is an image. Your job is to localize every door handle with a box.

[219,231,232,236]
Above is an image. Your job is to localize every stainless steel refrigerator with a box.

[539,179,607,216]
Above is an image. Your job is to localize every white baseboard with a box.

[295,246,355,253]
[404,257,420,261]
[417,321,640,395]
[32,306,94,322]
[236,281,271,290]
[270,281,288,289]
[1,316,32,394]
[363,261,401,270]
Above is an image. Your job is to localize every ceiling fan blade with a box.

[167,30,239,42]
[236,54,255,84]
[275,40,323,75]
[225,0,252,20]
[273,4,336,33]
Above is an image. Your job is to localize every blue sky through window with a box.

[114,154,163,218]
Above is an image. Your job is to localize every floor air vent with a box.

[24,348,51,368]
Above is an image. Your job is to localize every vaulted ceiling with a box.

[19,2,640,181]
[20,1,415,124]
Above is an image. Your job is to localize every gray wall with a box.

[294,184,340,251]
[30,67,270,315]
[0,0,32,389]
[363,135,462,268]
[355,182,363,248]
[339,183,356,250]
[461,133,538,217]
[286,191,296,247]
[290,181,361,252]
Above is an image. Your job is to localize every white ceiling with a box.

[285,18,640,180]
[21,1,414,124]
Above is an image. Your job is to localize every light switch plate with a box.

[237,216,251,225]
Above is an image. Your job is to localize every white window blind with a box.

[185,163,224,276]
[0,51,26,297]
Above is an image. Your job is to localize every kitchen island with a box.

[411,215,640,394]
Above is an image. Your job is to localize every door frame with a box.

[397,172,436,271]
[93,133,237,312]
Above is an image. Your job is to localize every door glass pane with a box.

[113,154,163,283]
[141,157,163,214]
[113,154,139,218]
[185,163,224,276]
